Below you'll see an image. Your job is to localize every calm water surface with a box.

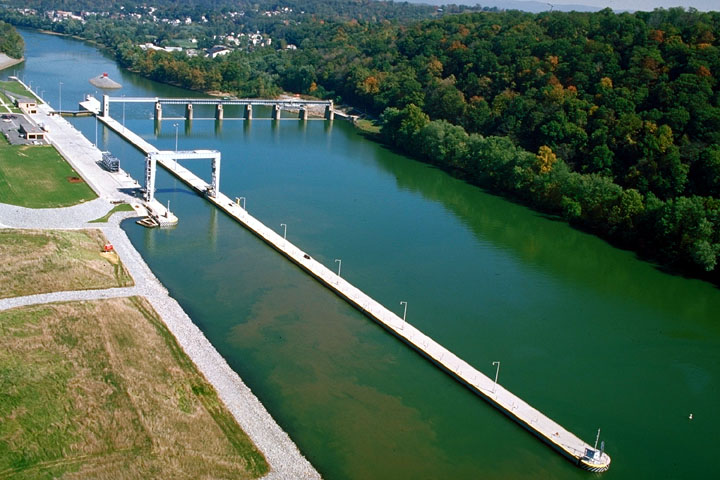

[6,29,720,479]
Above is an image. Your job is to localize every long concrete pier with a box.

[97,113,611,473]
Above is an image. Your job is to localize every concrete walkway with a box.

[0,53,23,72]
[0,96,320,479]
[29,102,142,200]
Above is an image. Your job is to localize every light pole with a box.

[492,361,500,393]
[94,114,98,146]
[335,259,342,278]
[58,81,62,112]
[173,122,179,152]
[236,196,245,209]
[400,301,407,328]
[280,223,287,239]
[122,95,125,131]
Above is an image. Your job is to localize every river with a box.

[5,29,719,479]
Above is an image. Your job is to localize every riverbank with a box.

[0,229,269,477]
[0,53,23,71]
[0,81,320,479]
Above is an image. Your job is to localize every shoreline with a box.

[1,79,321,479]
[0,53,23,72]
[10,27,360,122]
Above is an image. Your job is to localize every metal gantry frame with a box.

[145,150,221,202]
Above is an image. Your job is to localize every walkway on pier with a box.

[97,113,611,473]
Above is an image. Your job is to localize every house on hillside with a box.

[206,45,232,58]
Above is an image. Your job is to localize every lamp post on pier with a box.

[492,361,500,393]
[280,223,287,239]
[335,259,342,281]
[400,301,407,329]
[236,196,245,210]
[58,81,63,113]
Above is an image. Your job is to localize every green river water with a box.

[5,29,719,479]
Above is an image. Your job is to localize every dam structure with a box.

[96,111,612,473]
[100,95,335,122]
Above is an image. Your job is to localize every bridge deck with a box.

[97,113,611,473]
[106,96,332,107]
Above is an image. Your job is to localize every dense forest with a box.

[1,1,719,277]
[0,21,24,59]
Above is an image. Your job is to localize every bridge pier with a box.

[272,104,281,120]
[185,103,193,121]
[299,108,308,121]
[154,102,162,122]
[244,104,253,120]
[215,104,223,121]
[144,152,157,202]
[209,153,221,198]
[325,104,334,121]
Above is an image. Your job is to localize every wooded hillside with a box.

[0,21,24,59]
[2,3,718,275]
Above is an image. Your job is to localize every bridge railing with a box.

[106,97,332,106]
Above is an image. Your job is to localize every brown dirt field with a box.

[0,229,133,298]
[0,297,268,479]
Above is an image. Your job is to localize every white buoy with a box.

[689,413,693,420]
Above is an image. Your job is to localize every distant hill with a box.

[405,0,717,13]
[405,0,603,13]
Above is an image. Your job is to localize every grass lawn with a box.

[89,203,134,223]
[0,143,97,208]
[0,79,40,103]
[0,297,269,479]
[0,229,133,299]
[0,90,21,113]
[354,118,381,135]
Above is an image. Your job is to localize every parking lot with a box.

[0,114,46,146]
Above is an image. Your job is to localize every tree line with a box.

[1,3,719,276]
[274,8,720,275]
[0,21,24,59]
